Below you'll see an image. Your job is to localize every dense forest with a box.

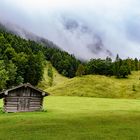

[0,27,80,90]
[0,26,140,91]
[83,55,140,77]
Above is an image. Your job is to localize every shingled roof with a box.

[0,83,49,99]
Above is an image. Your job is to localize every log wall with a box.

[4,87,44,112]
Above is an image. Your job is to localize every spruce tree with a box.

[76,64,85,77]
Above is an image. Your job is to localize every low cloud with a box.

[0,0,140,60]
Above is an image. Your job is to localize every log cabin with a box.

[0,83,49,112]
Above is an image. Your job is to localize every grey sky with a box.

[0,0,140,60]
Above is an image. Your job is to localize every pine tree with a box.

[119,65,129,78]
[76,64,85,77]
[134,58,139,71]
[114,54,121,78]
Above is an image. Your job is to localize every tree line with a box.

[76,55,140,78]
[0,28,80,90]
[0,27,140,91]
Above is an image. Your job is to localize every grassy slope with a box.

[0,96,140,140]
[46,71,140,99]
[38,62,68,90]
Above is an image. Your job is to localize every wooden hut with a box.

[0,83,49,112]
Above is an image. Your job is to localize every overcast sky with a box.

[0,0,140,60]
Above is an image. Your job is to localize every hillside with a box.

[0,22,61,50]
[45,71,140,99]
[0,26,80,90]
[38,62,68,90]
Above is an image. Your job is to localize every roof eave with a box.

[0,83,50,97]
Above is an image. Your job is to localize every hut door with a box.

[18,98,30,111]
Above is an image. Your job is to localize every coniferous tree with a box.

[119,65,129,78]
[76,64,85,77]
[114,54,122,78]
[134,58,139,71]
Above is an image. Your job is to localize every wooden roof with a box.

[0,83,49,99]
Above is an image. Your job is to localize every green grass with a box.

[38,62,140,99]
[46,71,140,99]
[38,62,68,90]
[0,96,140,140]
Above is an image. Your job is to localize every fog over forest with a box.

[1,0,140,60]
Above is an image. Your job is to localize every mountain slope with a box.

[46,71,140,99]
[0,23,80,79]
[0,21,60,49]
[0,20,113,60]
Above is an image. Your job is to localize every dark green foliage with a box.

[119,65,129,78]
[0,29,46,89]
[24,52,45,85]
[85,58,114,76]
[5,60,17,87]
[114,54,121,77]
[44,48,80,78]
[113,55,131,78]
[15,76,24,85]
[0,27,80,90]
[48,63,53,78]
[0,60,9,90]
[134,58,139,71]
[48,63,53,86]
[76,64,85,77]
[0,25,140,91]
[85,55,138,78]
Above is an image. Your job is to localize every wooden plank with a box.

[30,103,42,106]
[30,105,41,107]
[6,105,18,107]
[30,106,42,108]
[30,107,41,110]
[30,106,41,108]
[30,105,42,107]
[29,109,41,111]
[30,101,41,103]
[30,98,42,101]
[5,98,18,102]
[30,102,41,104]
[6,97,31,99]
[30,99,41,102]
[5,106,17,109]
[6,102,18,105]
[30,101,42,103]
[5,108,17,111]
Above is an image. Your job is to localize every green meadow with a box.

[0,96,140,140]
[45,71,140,99]
[0,65,140,140]
[37,63,140,98]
